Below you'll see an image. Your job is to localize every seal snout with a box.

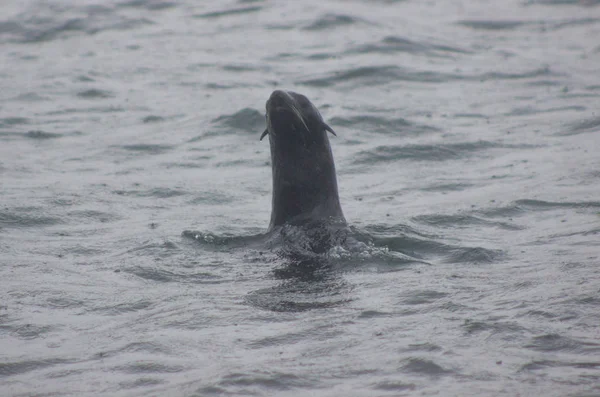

[267,90,294,112]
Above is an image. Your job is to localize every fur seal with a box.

[260,90,345,231]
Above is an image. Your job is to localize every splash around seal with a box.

[261,90,346,232]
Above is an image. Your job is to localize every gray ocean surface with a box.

[1,0,600,396]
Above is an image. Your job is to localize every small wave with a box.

[87,300,154,315]
[113,361,185,374]
[514,199,600,210]
[0,358,73,377]
[347,35,470,56]
[117,144,174,154]
[0,117,30,127]
[77,89,114,99]
[524,0,600,6]
[0,210,63,228]
[117,0,177,11]
[66,210,121,223]
[524,333,600,354]
[113,187,186,198]
[355,141,504,164]
[445,246,505,264]
[421,182,475,192]
[0,10,153,44]
[329,115,439,135]
[125,266,224,284]
[210,108,265,134]
[413,214,523,231]
[400,357,454,376]
[25,130,63,139]
[562,116,600,135]
[142,115,165,123]
[303,13,371,31]
[193,6,262,19]
[457,20,529,30]
[300,65,461,88]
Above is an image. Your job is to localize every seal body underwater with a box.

[261,90,345,232]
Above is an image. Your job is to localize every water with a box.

[1,0,600,396]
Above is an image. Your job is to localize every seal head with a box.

[261,90,345,231]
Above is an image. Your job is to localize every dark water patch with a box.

[88,300,154,315]
[329,115,439,135]
[300,65,461,87]
[247,259,353,312]
[348,35,470,56]
[119,377,166,389]
[525,0,600,6]
[76,74,96,82]
[480,67,554,81]
[401,343,443,353]
[67,210,121,223]
[0,210,63,228]
[521,309,560,319]
[457,20,529,30]
[115,361,185,374]
[357,310,392,319]
[474,202,528,218]
[215,159,257,167]
[12,324,54,340]
[214,370,319,391]
[193,6,262,19]
[303,13,368,31]
[77,88,114,99]
[118,144,174,154]
[527,79,564,87]
[505,105,586,116]
[515,199,600,210]
[187,191,234,205]
[246,283,352,312]
[401,290,447,305]
[114,187,186,198]
[525,334,600,354]
[222,64,262,72]
[453,113,487,119]
[0,358,73,377]
[371,380,417,392]
[355,140,511,164]
[462,319,527,335]
[547,17,600,30]
[25,130,63,139]
[421,182,475,192]
[142,115,165,123]
[413,213,523,230]
[122,342,169,354]
[45,106,127,115]
[0,117,30,127]
[400,358,453,376]
[372,380,416,391]
[11,92,50,102]
[563,116,600,135]
[117,0,177,11]
[2,13,154,44]
[125,266,224,284]
[445,246,504,264]
[211,108,265,134]
[45,296,85,309]
[162,162,205,169]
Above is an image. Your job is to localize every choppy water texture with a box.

[1,0,600,396]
